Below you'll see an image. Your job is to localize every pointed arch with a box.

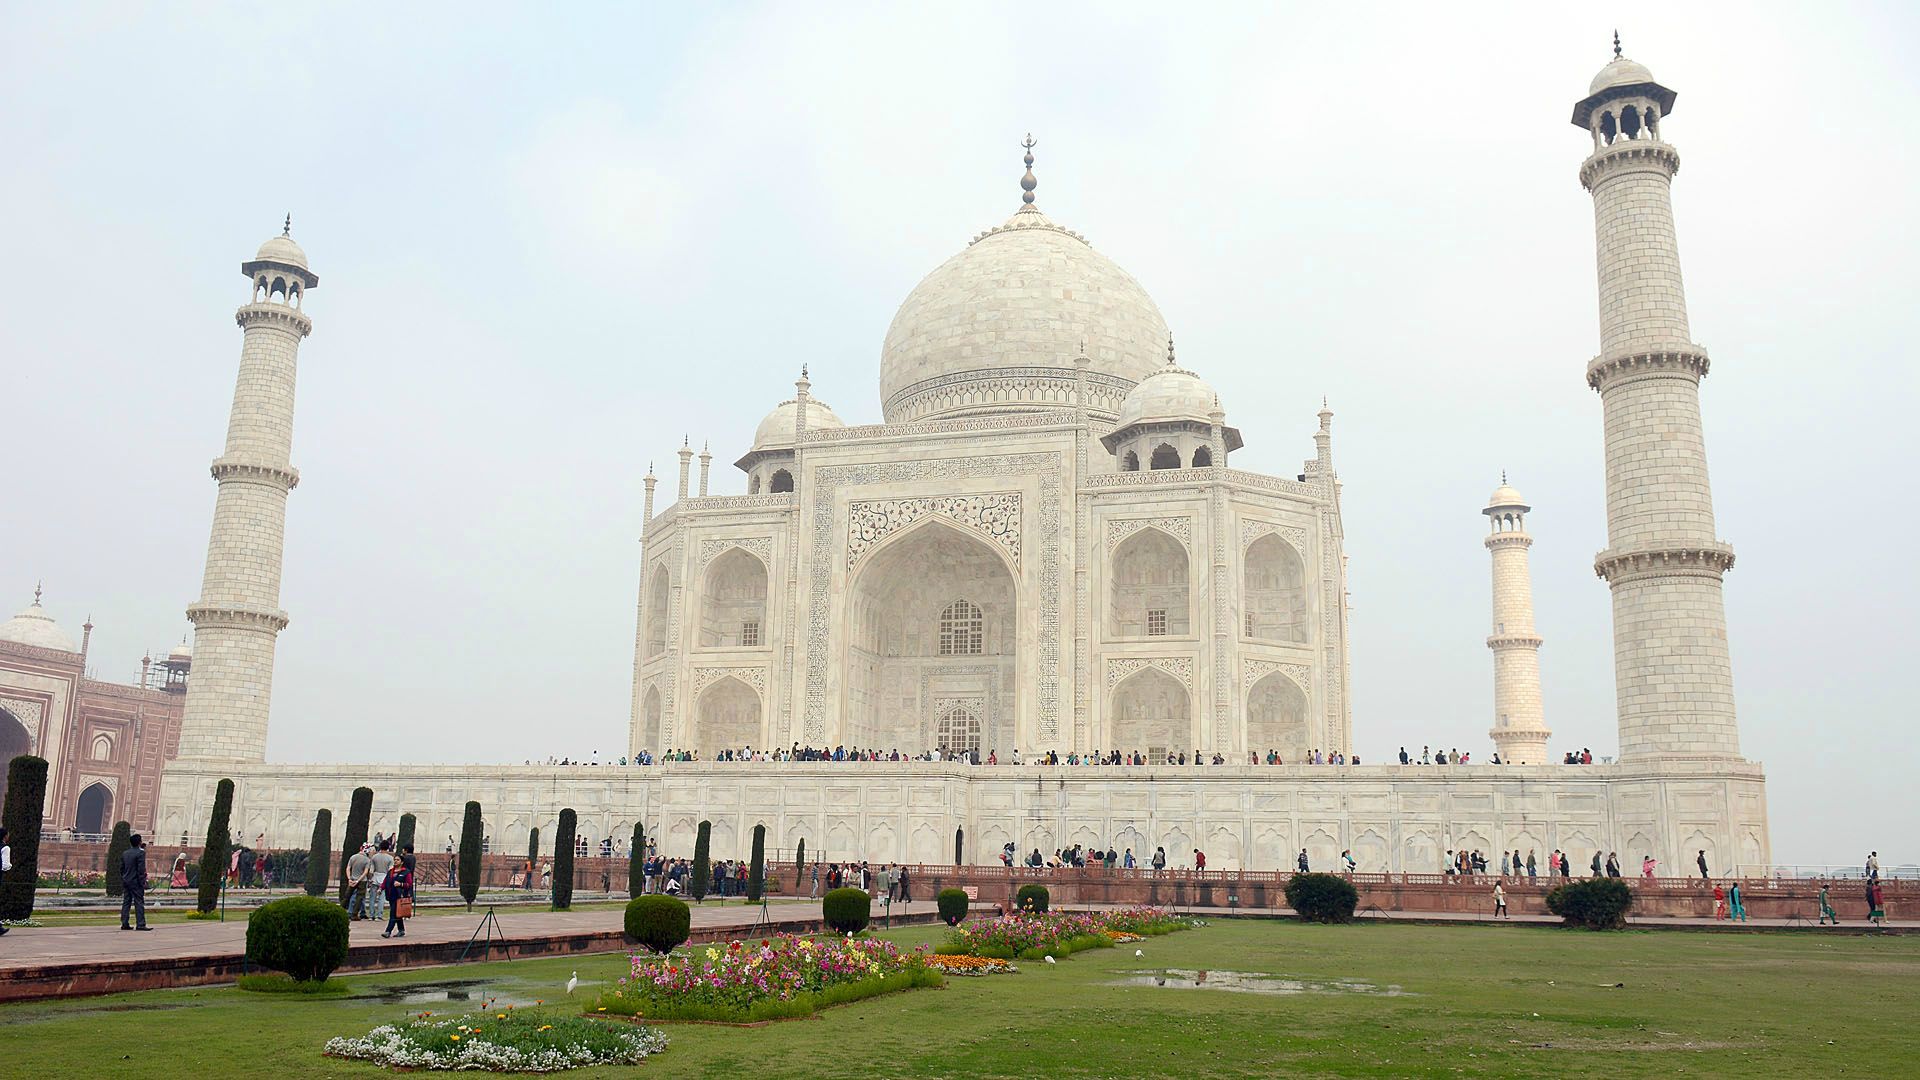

[1149,443,1181,470]
[1244,533,1307,643]
[769,469,794,493]
[1121,450,1140,472]
[694,675,762,755]
[641,685,662,751]
[1110,527,1190,637]
[1110,666,1189,761]
[1246,672,1308,759]
[700,548,767,648]
[1191,445,1212,467]
[75,782,112,835]
[643,567,669,657]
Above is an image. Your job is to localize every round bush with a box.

[1014,883,1050,913]
[1545,877,1633,929]
[936,887,970,927]
[624,895,692,954]
[822,887,871,934]
[245,895,350,983]
[1284,872,1358,923]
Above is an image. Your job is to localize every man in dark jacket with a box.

[120,833,150,930]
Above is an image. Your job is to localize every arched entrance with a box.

[640,685,662,753]
[1246,673,1309,759]
[0,707,31,811]
[693,676,761,755]
[1111,667,1189,762]
[76,782,112,835]
[845,519,1016,752]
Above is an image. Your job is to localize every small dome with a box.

[168,641,193,661]
[1589,57,1656,96]
[1115,364,1220,430]
[0,593,78,653]
[1486,483,1529,510]
[254,233,309,270]
[751,398,845,452]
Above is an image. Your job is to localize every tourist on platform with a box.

[1421,746,1431,765]
[1297,849,1310,873]
[1501,851,1511,878]
[381,848,414,939]
[120,832,150,930]
[1559,851,1571,879]
[1728,881,1747,922]
[1866,852,1881,881]
[1641,855,1657,879]
[1526,851,1537,879]
[1123,848,1136,869]
[1606,852,1621,878]
[170,850,189,889]
[1697,849,1710,880]
[1343,849,1357,874]
[1591,851,1604,878]
[1511,849,1523,880]
[1399,747,1410,765]
[1151,847,1167,875]
[1493,880,1508,918]
[346,843,374,919]
[1819,881,1840,924]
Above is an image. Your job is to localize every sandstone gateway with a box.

[151,45,1769,873]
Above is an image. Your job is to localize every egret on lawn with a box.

[1043,955,1056,965]
[566,971,578,995]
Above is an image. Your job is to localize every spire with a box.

[1166,331,1176,366]
[1020,134,1038,206]
[33,580,43,607]
[1612,29,1622,59]
[283,213,292,237]
[1502,469,1508,484]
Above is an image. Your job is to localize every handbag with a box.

[395,896,414,919]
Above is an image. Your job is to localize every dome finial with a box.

[1020,134,1038,205]
[1612,29,1622,59]
[1502,468,1508,484]
[1166,331,1176,366]
[283,213,291,237]
[33,580,43,606]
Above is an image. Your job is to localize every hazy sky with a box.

[3,4,1914,868]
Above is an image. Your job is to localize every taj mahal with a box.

[9,43,1769,873]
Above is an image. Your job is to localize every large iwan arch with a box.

[1110,528,1189,638]
[700,549,768,648]
[1244,534,1307,643]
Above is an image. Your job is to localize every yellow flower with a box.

[597,1006,607,1012]
[497,1013,506,1020]
[450,1035,460,1042]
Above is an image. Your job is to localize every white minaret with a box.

[179,219,317,762]
[1574,38,1740,761]
[1484,477,1550,764]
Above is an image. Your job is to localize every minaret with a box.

[1484,477,1550,764]
[179,219,317,762]
[1574,38,1740,760]
[697,442,712,497]
[675,437,693,502]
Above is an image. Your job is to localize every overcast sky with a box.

[3,4,1914,868]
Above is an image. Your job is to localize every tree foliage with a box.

[627,822,645,896]
[553,808,577,910]
[104,821,132,898]
[196,777,235,914]
[747,824,766,902]
[1545,877,1634,929]
[396,812,416,854]
[0,755,48,920]
[246,896,350,982]
[624,895,691,954]
[336,786,374,906]
[458,801,483,909]
[937,887,969,927]
[303,809,332,897]
[823,887,871,934]
[1284,872,1359,923]
[690,820,712,901]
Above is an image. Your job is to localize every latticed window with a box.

[1147,609,1168,636]
[938,707,983,754]
[939,599,983,655]
[740,619,760,647]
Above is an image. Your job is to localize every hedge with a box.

[553,808,577,910]
[625,894,692,954]
[0,755,49,920]
[457,801,483,909]
[104,821,132,898]
[246,895,350,983]
[937,887,969,926]
[1015,883,1050,913]
[303,809,332,897]
[627,822,646,896]
[196,777,235,914]
[1284,872,1358,923]
[336,786,373,906]
[1545,877,1634,929]
[823,887,871,934]
[690,821,712,901]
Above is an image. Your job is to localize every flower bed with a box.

[324,1011,666,1072]
[926,953,1017,976]
[945,907,1190,961]
[595,933,940,1023]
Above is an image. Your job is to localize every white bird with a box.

[1135,949,1144,957]
[1044,955,1057,965]
[566,971,578,995]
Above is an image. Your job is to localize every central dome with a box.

[879,203,1169,424]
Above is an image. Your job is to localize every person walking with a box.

[380,847,414,939]
[1867,880,1886,926]
[170,850,189,889]
[1153,847,1168,875]
[1525,850,1537,880]
[368,841,394,923]
[1606,852,1621,878]
[1866,852,1881,882]
[809,861,820,899]
[898,865,912,904]
[120,832,151,930]
[1493,880,1508,918]
[1712,882,1726,920]
[1728,881,1747,923]
[1818,881,1840,925]
[1591,851,1604,878]
[1296,849,1309,873]
[0,827,9,936]
[346,843,373,920]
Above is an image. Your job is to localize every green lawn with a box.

[4,919,1914,1077]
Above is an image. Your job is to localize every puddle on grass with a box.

[358,978,542,1008]
[1114,969,1410,997]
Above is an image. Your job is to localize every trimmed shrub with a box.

[303,809,331,897]
[0,755,49,920]
[246,895,350,983]
[1014,883,1050,913]
[794,839,805,887]
[335,786,373,906]
[196,778,235,914]
[553,808,577,910]
[457,801,483,909]
[625,894,692,954]
[1545,877,1634,929]
[823,887,871,934]
[747,824,766,902]
[1285,872,1359,923]
[396,813,416,854]
[937,887,969,927]
[627,823,645,896]
[104,821,132,898]
[690,821,711,901]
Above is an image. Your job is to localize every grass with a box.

[2,919,1915,1077]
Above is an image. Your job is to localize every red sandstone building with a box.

[0,588,187,836]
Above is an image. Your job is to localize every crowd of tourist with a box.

[616,745,1367,766]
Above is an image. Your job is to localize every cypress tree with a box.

[627,822,645,896]
[552,809,576,910]
[955,827,964,866]
[794,838,805,888]
[747,824,766,902]
[104,821,132,898]
[1,755,49,920]
[457,801,483,909]
[527,826,541,872]
[336,786,374,905]
[195,777,235,914]
[690,820,711,902]
[396,812,416,854]
[304,809,332,897]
